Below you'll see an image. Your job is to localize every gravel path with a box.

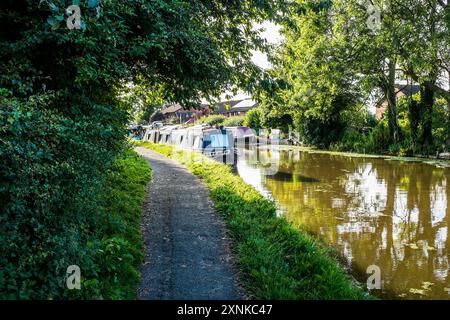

[135,147,242,300]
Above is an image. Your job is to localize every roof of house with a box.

[161,103,211,115]
[397,84,421,96]
[375,84,421,108]
[215,100,245,114]
[161,104,183,114]
[230,99,258,112]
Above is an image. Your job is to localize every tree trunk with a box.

[386,60,399,143]
[408,99,420,152]
[420,82,435,148]
[447,74,450,150]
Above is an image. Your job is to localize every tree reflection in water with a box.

[236,147,450,300]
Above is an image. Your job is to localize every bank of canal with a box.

[136,141,370,300]
[236,146,450,299]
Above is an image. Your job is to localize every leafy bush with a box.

[223,116,245,127]
[0,99,123,299]
[243,109,263,131]
[0,102,150,299]
[200,115,226,126]
[331,129,367,153]
[137,141,371,300]
[0,0,285,300]
[296,114,346,148]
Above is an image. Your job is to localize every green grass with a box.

[96,149,151,299]
[135,141,370,300]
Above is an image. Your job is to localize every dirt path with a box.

[135,147,242,300]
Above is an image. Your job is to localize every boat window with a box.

[210,134,229,148]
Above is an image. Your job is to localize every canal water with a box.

[235,146,450,299]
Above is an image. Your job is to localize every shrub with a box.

[243,109,263,131]
[200,115,227,126]
[0,99,124,299]
[0,99,150,300]
[223,116,245,127]
[365,120,390,154]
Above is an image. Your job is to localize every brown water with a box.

[236,147,450,299]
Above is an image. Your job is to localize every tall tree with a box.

[0,0,288,299]
[331,0,409,144]
[271,0,363,147]
[400,0,449,148]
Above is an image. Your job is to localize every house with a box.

[156,103,211,124]
[375,84,421,120]
[215,100,244,116]
[215,99,258,117]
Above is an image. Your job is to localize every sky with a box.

[251,22,283,69]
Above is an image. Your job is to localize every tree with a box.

[271,0,364,147]
[328,0,412,144]
[270,0,449,152]
[0,0,287,299]
[400,0,450,149]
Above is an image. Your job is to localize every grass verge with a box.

[95,149,151,299]
[135,141,370,300]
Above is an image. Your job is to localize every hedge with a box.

[0,100,150,299]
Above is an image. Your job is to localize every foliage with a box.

[96,150,151,299]
[199,115,226,126]
[0,0,285,299]
[137,141,371,300]
[244,108,263,132]
[0,128,150,299]
[263,0,449,155]
[222,116,245,127]
[119,82,166,125]
[269,1,363,147]
[331,95,449,156]
[0,98,124,299]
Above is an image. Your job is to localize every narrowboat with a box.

[144,125,235,164]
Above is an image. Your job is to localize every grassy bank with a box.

[94,149,152,299]
[135,141,370,300]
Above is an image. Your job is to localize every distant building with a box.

[375,84,421,120]
[153,97,259,124]
[157,103,211,124]
[215,99,258,117]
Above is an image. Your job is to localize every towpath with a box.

[135,147,242,300]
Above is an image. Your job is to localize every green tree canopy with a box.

[0,0,289,299]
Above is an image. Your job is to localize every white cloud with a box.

[252,22,283,70]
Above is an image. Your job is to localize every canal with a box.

[235,146,450,299]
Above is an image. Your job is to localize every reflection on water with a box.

[236,147,450,299]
